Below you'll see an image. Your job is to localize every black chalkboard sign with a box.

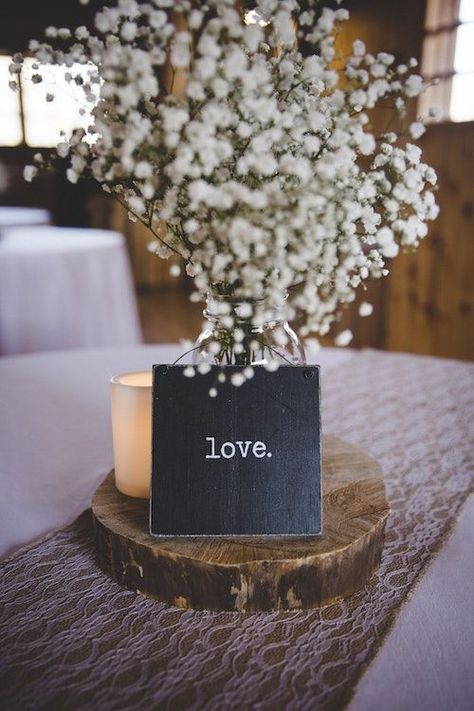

[150,365,321,536]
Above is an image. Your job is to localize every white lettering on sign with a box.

[205,436,272,460]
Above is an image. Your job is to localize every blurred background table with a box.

[0,206,51,229]
[0,226,141,355]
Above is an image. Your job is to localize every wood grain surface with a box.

[92,436,390,611]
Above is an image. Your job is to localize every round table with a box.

[0,226,142,355]
[0,345,471,710]
[0,206,50,228]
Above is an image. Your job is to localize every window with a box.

[420,0,474,122]
[0,57,23,146]
[0,55,96,147]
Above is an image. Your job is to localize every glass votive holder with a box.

[110,371,152,498]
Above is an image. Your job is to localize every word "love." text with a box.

[205,436,272,460]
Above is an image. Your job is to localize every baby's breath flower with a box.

[231,372,245,387]
[18,0,437,377]
[358,302,373,317]
[56,142,69,158]
[335,330,353,347]
[66,168,79,184]
[305,338,321,354]
[409,121,426,139]
[198,363,212,374]
[23,165,37,182]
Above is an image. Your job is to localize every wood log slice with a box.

[92,436,389,612]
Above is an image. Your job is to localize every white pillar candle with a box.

[110,371,152,498]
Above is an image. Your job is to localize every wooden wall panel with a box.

[337,0,474,360]
[387,122,474,360]
[326,0,426,349]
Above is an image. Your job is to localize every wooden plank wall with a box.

[334,0,474,360]
[387,122,474,360]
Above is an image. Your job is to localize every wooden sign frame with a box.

[150,364,321,537]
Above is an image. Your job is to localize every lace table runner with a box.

[1,351,473,710]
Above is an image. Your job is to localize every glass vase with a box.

[192,294,306,367]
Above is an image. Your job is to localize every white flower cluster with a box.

[15,0,438,355]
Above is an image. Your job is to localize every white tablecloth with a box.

[0,206,50,227]
[0,345,472,710]
[0,227,142,355]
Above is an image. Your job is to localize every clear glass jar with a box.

[192,294,306,367]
